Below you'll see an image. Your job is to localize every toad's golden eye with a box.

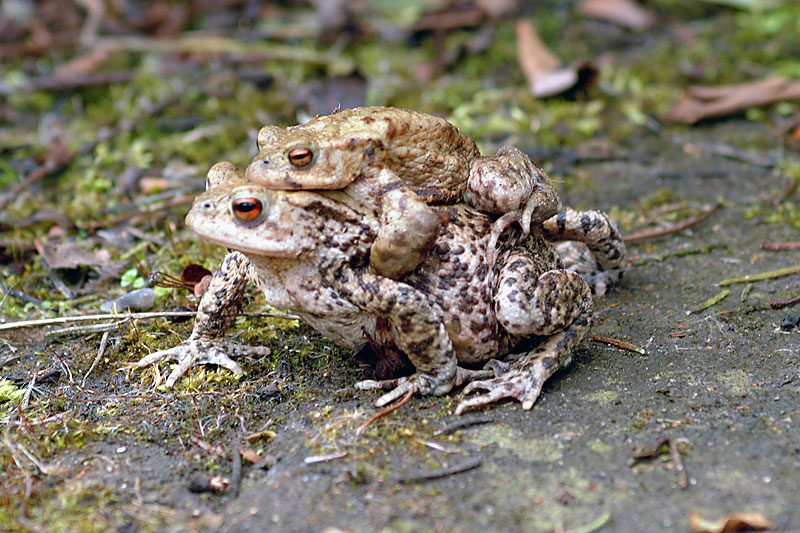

[232,196,263,222]
[287,147,313,167]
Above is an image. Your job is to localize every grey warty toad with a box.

[137,164,625,413]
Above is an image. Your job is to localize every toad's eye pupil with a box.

[232,197,263,221]
[288,147,313,167]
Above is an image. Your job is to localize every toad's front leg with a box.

[344,271,458,406]
[135,251,270,387]
[456,246,594,414]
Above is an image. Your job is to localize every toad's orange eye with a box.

[288,147,313,167]
[232,197,263,222]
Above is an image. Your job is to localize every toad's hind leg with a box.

[541,207,626,297]
[456,246,593,414]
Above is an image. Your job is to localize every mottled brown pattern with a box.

[242,107,564,280]
[137,161,627,413]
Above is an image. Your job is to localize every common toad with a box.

[137,165,625,413]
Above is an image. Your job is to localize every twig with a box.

[81,331,109,387]
[304,451,348,464]
[47,321,128,337]
[568,510,612,533]
[687,289,730,315]
[719,264,800,286]
[230,444,242,499]
[0,70,137,96]
[623,203,720,243]
[592,336,646,355]
[433,415,495,436]
[771,294,800,309]
[94,35,355,73]
[396,454,483,483]
[3,413,34,500]
[669,440,688,489]
[0,310,300,331]
[356,386,415,435]
[762,242,800,251]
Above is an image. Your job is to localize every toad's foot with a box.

[455,317,590,415]
[356,366,493,407]
[455,357,545,415]
[135,338,269,388]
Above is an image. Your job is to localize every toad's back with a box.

[248,106,480,203]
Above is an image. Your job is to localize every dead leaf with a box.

[577,0,657,31]
[515,18,598,97]
[688,511,776,533]
[516,18,560,77]
[664,77,800,124]
[40,241,112,270]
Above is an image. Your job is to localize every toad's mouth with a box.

[191,230,304,259]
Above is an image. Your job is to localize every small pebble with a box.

[100,288,156,313]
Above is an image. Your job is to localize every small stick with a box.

[592,336,646,355]
[396,454,483,483]
[687,289,730,315]
[433,415,495,436]
[81,331,109,387]
[669,440,688,489]
[304,451,348,464]
[356,386,415,435]
[623,203,720,243]
[771,294,800,309]
[570,510,612,533]
[230,444,242,499]
[47,321,128,337]
[0,310,300,331]
[719,264,800,286]
[762,242,800,251]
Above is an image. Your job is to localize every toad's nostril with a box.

[261,160,269,165]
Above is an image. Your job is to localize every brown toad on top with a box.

[137,166,626,413]
[243,106,562,279]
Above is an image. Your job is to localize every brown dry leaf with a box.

[40,241,125,273]
[515,18,598,97]
[577,0,657,31]
[664,77,800,124]
[688,511,776,533]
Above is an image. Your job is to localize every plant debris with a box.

[665,78,800,125]
[687,289,730,315]
[591,335,647,354]
[515,18,597,98]
[396,454,483,484]
[624,203,720,243]
[719,264,800,286]
[688,511,776,533]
